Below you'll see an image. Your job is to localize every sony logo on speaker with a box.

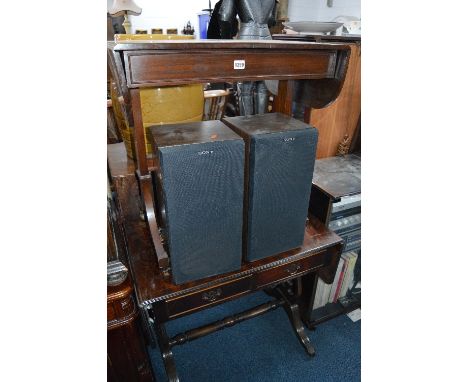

[197,150,214,155]
[283,137,296,142]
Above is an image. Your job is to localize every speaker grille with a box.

[223,113,318,262]
[157,139,244,284]
[247,130,317,260]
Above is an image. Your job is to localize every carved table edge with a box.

[137,239,342,307]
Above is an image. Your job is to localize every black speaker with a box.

[222,113,318,262]
[150,120,244,285]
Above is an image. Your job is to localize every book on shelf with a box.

[321,282,332,307]
[333,253,350,302]
[312,251,360,310]
[348,252,358,291]
[339,252,358,299]
[313,277,325,309]
[328,257,345,304]
[313,277,333,309]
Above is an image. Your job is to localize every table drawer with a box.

[165,275,253,319]
[256,251,327,288]
[125,50,336,87]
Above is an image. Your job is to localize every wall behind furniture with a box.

[288,0,361,21]
[111,0,361,38]
[128,0,209,38]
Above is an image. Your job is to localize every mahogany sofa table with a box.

[108,143,343,382]
[107,40,350,381]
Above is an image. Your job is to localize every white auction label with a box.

[233,60,246,70]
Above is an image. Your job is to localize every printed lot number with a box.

[234,60,246,70]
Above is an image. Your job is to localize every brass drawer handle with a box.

[285,263,301,275]
[201,288,222,302]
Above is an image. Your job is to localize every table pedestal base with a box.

[151,283,315,382]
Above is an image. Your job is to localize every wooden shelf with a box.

[306,292,360,327]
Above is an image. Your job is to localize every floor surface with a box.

[148,290,361,382]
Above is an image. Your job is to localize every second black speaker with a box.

[223,113,318,262]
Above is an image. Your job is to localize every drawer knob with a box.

[286,263,301,275]
[202,288,222,302]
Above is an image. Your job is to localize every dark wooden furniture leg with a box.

[168,299,285,348]
[274,284,316,357]
[151,299,285,381]
[154,321,179,382]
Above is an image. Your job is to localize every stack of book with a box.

[312,251,359,309]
